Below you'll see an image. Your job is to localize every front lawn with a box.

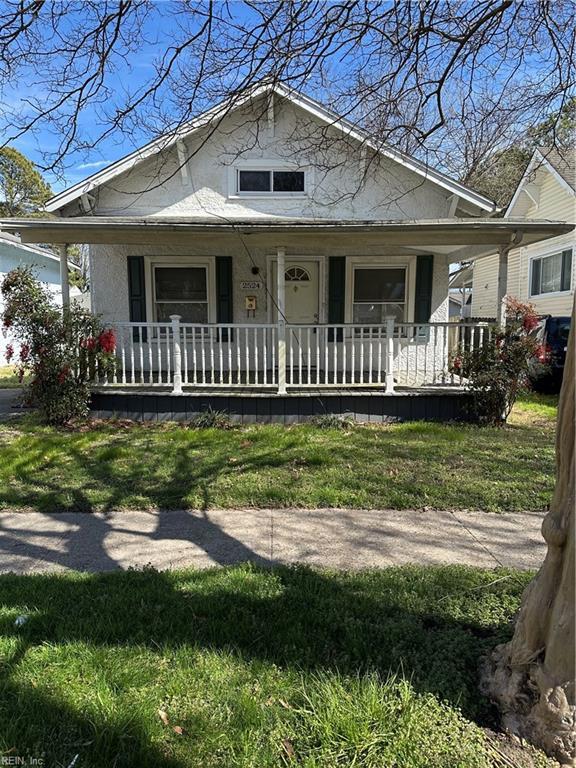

[0,395,556,514]
[0,365,24,389]
[0,564,552,767]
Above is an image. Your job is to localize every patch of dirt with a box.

[484,728,560,768]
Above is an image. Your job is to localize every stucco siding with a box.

[74,95,454,222]
[89,239,448,328]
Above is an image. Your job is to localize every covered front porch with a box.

[0,216,571,417]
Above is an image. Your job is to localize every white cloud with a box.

[76,160,110,170]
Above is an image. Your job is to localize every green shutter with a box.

[531,259,541,296]
[328,257,346,341]
[414,254,434,323]
[561,249,572,292]
[216,256,233,341]
[127,256,146,340]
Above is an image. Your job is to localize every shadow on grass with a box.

[0,415,555,515]
[0,421,314,513]
[0,564,528,767]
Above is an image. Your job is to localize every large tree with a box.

[482,301,575,765]
[0,1,574,184]
[0,147,52,216]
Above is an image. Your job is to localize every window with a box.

[153,266,208,323]
[285,266,310,281]
[353,267,406,323]
[237,169,305,194]
[531,249,572,296]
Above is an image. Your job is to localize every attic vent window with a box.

[237,169,305,194]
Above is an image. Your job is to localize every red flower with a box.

[452,356,462,371]
[522,314,540,332]
[20,344,29,362]
[58,366,70,384]
[98,329,116,354]
[80,336,97,351]
[5,344,14,363]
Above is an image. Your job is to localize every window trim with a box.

[529,247,573,299]
[144,257,217,326]
[227,160,310,199]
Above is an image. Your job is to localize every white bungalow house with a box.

[472,148,575,318]
[0,85,572,421]
[0,233,86,359]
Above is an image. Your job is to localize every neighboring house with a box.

[448,263,473,319]
[0,85,571,421]
[472,148,575,318]
[0,233,86,359]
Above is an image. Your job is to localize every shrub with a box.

[309,413,354,429]
[451,297,542,424]
[1,266,116,424]
[188,407,232,429]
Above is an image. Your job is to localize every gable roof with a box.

[507,147,575,215]
[46,83,497,214]
[541,146,575,191]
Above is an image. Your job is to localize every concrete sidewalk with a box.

[0,507,545,574]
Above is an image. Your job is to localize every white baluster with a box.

[226,328,231,386]
[333,327,337,385]
[183,327,189,385]
[359,327,364,385]
[219,328,223,386]
[386,316,395,394]
[170,315,183,395]
[138,326,144,384]
[121,329,127,385]
[201,329,206,385]
[129,329,135,384]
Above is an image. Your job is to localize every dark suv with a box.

[529,315,571,392]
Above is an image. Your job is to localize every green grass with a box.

[0,394,557,514]
[0,366,24,389]
[0,564,552,767]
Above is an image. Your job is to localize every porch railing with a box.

[95,316,495,393]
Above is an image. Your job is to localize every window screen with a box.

[531,249,572,295]
[154,266,208,323]
[353,267,406,323]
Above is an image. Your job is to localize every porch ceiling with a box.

[0,216,572,262]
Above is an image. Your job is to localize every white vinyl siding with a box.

[472,162,575,317]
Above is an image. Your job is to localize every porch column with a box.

[59,243,70,310]
[276,247,287,394]
[496,244,509,328]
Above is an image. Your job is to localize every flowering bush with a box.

[1,266,116,424]
[450,296,542,424]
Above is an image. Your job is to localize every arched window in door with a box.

[285,266,310,282]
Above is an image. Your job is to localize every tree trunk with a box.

[482,300,575,765]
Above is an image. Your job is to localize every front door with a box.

[272,260,320,324]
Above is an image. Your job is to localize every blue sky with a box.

[1,2,562,197]
[4,5,181,194]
